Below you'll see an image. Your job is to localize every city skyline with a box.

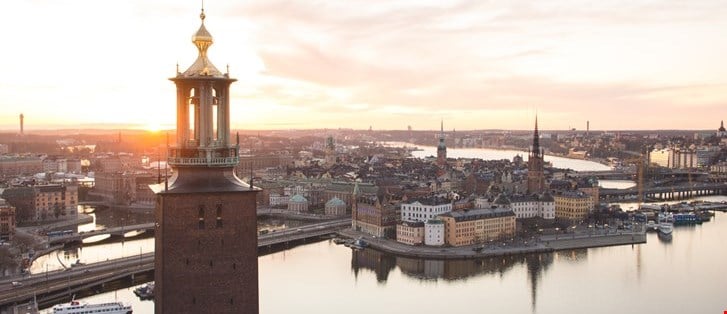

[1,1,726,131]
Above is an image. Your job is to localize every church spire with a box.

[532,114,541,157]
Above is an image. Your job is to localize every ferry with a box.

[51,300,132,314]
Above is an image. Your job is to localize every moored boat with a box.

[51,299,132,314]
[133,282,154,300]
[658,222,673,235]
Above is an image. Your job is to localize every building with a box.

[509,193,555,219]
[527,116,546,193]
[424,219,445,246]
[1,187,34,223]
[0,156,43,176]
[268,193,289,207]
[437,120,447,166]
[439,207,516,247]
[288,194,309,213]
[716,120,727,135]
[324,197,346,216]
[34,184,78,221]
[92,171,156,206]
[400,196,452,223]
[0,199,16,241]
[149,9,259,313]
[554,191,592,222]
[396,221,424,245]
[237,154,294,178]
[352,184,397,238]
[324,136,336,166]
[42,157,68,173]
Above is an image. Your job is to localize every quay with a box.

[337,227,646,260]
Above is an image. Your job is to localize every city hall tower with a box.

[150,8,259,314]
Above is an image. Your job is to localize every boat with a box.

[133,282,154,300]
[672,213,701,225]
[657,212,674,235]
[658,222,673,235]
[657,230,672,242]
[349,238,369,250]
[51,299,132,314]
[645,220,658,232]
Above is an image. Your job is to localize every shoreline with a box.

[337,228,646,260]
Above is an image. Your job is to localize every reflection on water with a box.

[351,248,576,310]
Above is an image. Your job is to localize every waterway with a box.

[394,142,612,172]
[68,200,727,314]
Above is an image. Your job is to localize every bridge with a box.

[48,223,155,245]
[0,218,351,308]
[570,170,634,180]
[600,182,727,202]
[48,209,349,245]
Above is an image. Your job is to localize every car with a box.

[11,281,22,287]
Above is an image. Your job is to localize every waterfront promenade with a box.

[338,226,646,260]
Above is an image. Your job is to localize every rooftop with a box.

[440,207,515,222]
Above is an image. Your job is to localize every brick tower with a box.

[436,120,447,166]
[150,8,259,314]
[527,115,545,194]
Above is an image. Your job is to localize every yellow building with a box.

[438,207,515,247]
[396,221,424,245]
[554,191,592,222]
[33,184,78,221]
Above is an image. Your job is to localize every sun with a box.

[145,123,162,132]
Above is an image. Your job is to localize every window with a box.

[198,206,205,229]
[216,204,223,228]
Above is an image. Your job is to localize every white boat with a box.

[658,222,673,235]
[657,212,674,235]
[51,300,132,314]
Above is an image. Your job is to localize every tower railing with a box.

[168,156,239,167]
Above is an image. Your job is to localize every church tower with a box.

[325,135,336,166]
[437,120,447,166]
[527,115,545,194]
[150,8,259,314]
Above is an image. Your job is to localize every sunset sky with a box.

[1,0,726,132]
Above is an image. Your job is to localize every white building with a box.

[401,197,452,223]
[510,193,555,219]
[478,193,555,220]
[269,193,289,206]
[424,219,445,246]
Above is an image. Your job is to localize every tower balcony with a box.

[168,146,239,168]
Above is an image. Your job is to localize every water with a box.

[393,143,612,172]
[74,208,727,314]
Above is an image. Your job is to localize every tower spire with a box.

[532,114,540,156]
